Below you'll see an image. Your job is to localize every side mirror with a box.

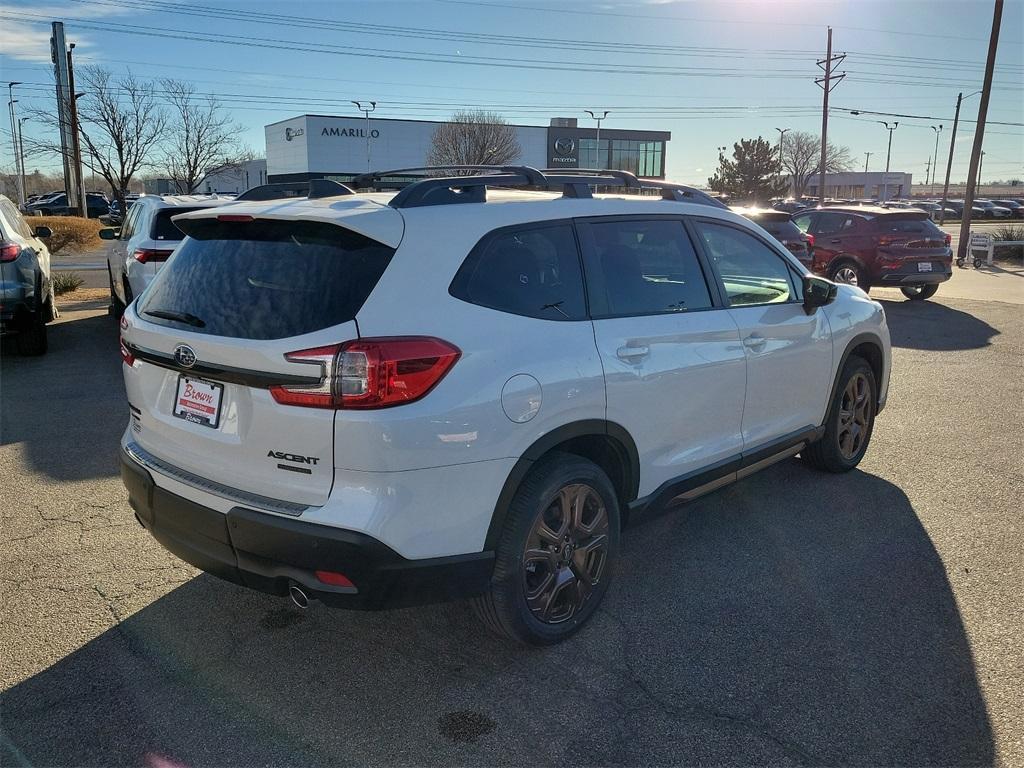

[803,274,837,314]
[99,228,119,241]
[33,226,52,239]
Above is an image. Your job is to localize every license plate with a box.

[918,262,933,272]
[173,375,223,429]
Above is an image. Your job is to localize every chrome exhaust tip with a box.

[289,584,309,609]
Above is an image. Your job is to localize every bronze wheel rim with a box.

[522,484,609,624]
[838,372,872,460]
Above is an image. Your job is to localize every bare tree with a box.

[160,80,244,194]
[26,67,167,213]
[781,131,853,198]
[426,110,521,170]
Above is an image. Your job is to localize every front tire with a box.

[473,453,620,645]
[803,355,876,473]
[901,284,939,301]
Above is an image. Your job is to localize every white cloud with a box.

[0,3,128,62]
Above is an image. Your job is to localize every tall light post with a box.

[864,151,872,173]
[17,116,28,201]
[351,100,376,173]
[7,82,23,205]
[940,90,980,224]
[584,109,609,169]
[878,121,898,202]
[929,125,943,194]
[775,127,789,195]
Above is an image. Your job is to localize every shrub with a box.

[993,225,1024,262]
[52,272,85,295]
[31,216,103,255]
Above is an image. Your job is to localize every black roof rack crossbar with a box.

[540,169,726,209]
[351,165,547,188]
[234,179,355,202]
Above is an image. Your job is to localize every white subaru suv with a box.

[102,194,237,313]
[119,168,890,644]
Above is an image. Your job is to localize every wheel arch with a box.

[826,332,886,418]
[484,420,640,550]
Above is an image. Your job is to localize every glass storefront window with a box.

[578,138,664,176]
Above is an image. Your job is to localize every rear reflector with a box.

[133,248,174,263]
[315,570,355,588]
[270,337,461,410]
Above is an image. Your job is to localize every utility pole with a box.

[815,27,846,206]
[7,82,23,206]
[925,157,931,187]
[939,91,980,225]
[775,127,789,194]
[978,151,985,193]
[930,125,943,195]
[17,116,28,201]
[957,0,1002,266]
[351,100,376,173]
[585,110,610,168]
[864,151,872,173]
[66,43,87,217]
[878,121,898,202]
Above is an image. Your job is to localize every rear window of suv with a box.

[152,208,205,241]
[137,219,395,340]
[877,216,944,235]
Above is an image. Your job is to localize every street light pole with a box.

[17,116,28,202]
[7,82,23,206]
[775,127,789,194]
[878,121,898,202]
[863,151,872,173]
[930,125,942,195]
[939,91,979,225]
[351,100,376,173]
[585,110,609,169]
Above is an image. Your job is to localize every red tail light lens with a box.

[0,242,20,262]
[120,337,135,366]
[133,248,174,263]
[804,233,815,248]
[944,233,952,246]
[270,337,461,410]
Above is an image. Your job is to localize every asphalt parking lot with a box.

[2,292,1022,766]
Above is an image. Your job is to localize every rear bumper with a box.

[121,449,495,609]
[877,262,952,286]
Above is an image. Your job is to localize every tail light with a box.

[120,337,135,366]
[804,233,815,248]
[944,233,952,246]
[1,241,20,262]
[270,337,461,409]
[133,248,174,263]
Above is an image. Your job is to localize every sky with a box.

[1,0,1021,187]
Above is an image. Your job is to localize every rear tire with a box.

[473,452,620,645]
[108,266,125,317]
[803,355,876,473]
[901,284,939,301]
[829,260,870,293]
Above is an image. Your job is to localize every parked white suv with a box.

[119,169,891,644]
[0,194,56,355]
[102,194,237,313]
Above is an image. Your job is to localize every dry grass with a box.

[33,216,104,255]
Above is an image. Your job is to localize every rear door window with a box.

[138,219,395,340]
[581,218,713,317]
[152,208,204,241]
[449,222,587,321]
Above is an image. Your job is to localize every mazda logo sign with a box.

[173,344,197,368]
[553,137,576,156]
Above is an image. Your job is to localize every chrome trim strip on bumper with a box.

[123,441,310,517]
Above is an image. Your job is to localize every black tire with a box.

[803,355,876,473]
[829,260,870,292]
[15,310,48,356]
[472,452,620,645]
[901,284,939,301]
[108,266,125,317]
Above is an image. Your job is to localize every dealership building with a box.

[264,114,671,183]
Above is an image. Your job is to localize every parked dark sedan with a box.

[24,193,109,218]
[992,200,1024,219]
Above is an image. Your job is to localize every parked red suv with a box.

[792,206,952,301]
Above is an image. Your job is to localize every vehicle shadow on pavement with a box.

[0,460,993,767]
[879,298,999,351]
[0,310,125,482]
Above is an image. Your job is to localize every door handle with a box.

[743,334,766,351]
[616,344,650,362]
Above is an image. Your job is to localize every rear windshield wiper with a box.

[143,308,206,328]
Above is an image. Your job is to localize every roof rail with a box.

[234,178,354,202]
[539,168,726,208]
[351,165,547,189]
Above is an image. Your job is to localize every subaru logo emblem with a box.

[173,344,197,368]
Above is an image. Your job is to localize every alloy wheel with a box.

[522,483,609,624]
[838,372,872,460]
[834,266,859,285]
